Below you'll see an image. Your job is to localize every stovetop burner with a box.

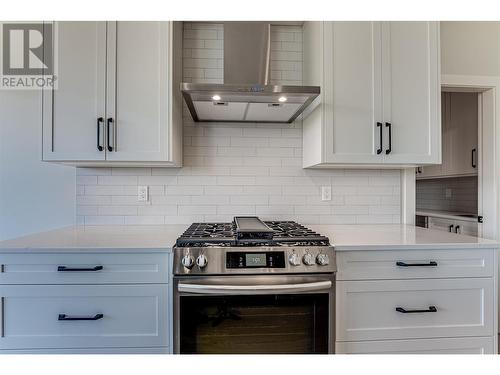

[175,220,330,247]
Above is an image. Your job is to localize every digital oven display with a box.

[226,251,286,269]
[245,253,266,267]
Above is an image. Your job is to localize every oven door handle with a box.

[177,280,332,295]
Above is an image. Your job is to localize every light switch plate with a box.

[138,186,149,202]
[321,186,332,201]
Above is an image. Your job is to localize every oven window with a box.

[179,294,329,354]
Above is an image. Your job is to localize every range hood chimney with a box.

[181,22,320,124]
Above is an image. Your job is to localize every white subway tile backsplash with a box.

[217,205,256,215]
[217,147,256,157]
[295,205,331,215]
[76,185,85,196]
[98,205,138,216]
[167,186,204,195]
[77,176,97,185]
[138,175,178,185]
[204,185,244,195]
[179,205,217,215]
[216,176,256,186]
[124,216,165,225]
[152,195,191,205]
[97,176,138,185]
[138,205,177,216]
[111,168,152,176]
[75,22,401,226]
[256,205,294,215]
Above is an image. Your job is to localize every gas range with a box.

[173,216,335,275]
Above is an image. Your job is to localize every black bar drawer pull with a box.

[471,148,477,168]
[385,122,392,154]
[376,122,383,154]
[57,265,103,272]
[396,261,437,267]
[58,313,104,321]
[96,117,104,151]
[107,117,114,152]
[396,306,437,314]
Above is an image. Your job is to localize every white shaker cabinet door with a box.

[105,22,171,162]
[0,284,168,350]
[42,22,107,161]
[381,22,441,165]
[323,22,383,164]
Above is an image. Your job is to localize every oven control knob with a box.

[316,253,329,266]
[181,254,195,269]
[288,253,301,266]
[196,254,208,268]
[302,253,315,266]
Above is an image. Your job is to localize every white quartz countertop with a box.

[0,225,187,252]
[416,209,478,223]
[309,224,498,251]
[0,224,497,253]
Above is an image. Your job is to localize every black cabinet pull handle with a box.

[455,225,460,234]
[449,224,454,232]
[471,148,477,168]
[396,306,437,314]
[385,122,392,154]
[96,117,104,151]
[57,265,103,272]
[396,261,437,267]
[107,118,114,152]
[376,122,383,154]
[58,313,104,321]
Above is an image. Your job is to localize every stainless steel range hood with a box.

[181,22,320,124]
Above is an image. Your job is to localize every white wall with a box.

[75,22,402,226]
[0,89,75,240]
[441,21,500,76]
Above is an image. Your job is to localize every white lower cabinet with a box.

[336,337,494,354]
[0,251,171,353]
[0,284,168,350]
[337,278,493,341]
[336,248,497,354]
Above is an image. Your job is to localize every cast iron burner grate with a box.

[175,220,330,247]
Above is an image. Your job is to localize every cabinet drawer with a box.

[0,284,168,350]
[336,337,494,354]
[336,249,494,280]
[336,278,494,341]
[0,252,169,284]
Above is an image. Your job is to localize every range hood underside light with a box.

[181,84,320,123]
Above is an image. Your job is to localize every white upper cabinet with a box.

[381,22,441,164]
[42,22,182,166]
[303,21,441,168]
[42,22,107,161]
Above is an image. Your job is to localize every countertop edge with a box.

[333,243,499,251]
[0,246,173,253]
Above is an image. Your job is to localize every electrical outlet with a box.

[138,186,149,202]
[321,186,332,201]
[445,188,452,199]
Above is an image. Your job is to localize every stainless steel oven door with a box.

[173,274,335,354]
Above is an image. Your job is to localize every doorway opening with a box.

[415,84,496,240]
